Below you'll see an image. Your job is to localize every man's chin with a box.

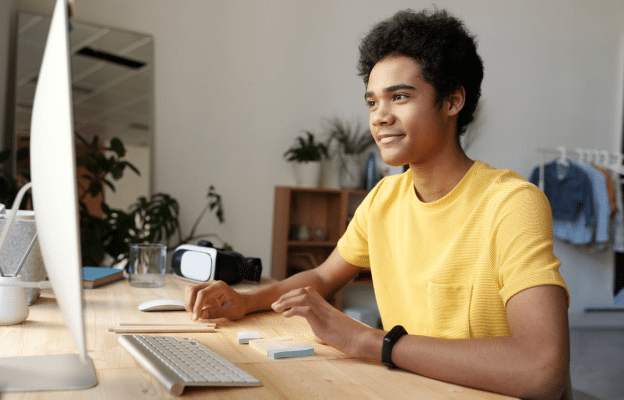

[379,152,408,168]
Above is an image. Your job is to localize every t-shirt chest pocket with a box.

[426,281,473,339]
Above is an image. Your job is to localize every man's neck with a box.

[409,151,474,203]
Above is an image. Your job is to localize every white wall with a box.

[105,144,150,210]
[6,0,624,314]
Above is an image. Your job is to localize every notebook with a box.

[82,267,124,289]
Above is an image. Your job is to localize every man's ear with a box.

[446,86,466,117]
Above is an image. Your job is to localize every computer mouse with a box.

[138,299,186,312]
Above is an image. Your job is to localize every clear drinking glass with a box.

[128,244,167,288]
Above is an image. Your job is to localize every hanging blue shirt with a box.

[552,213,593,244]
[579,163,610,244]
[529,161,594,225]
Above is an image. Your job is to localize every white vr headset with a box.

[171,242,262,284]
[171,244,218,282]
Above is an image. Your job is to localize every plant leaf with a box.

[108,137,125,157]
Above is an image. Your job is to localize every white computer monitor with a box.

[0,0,97,392]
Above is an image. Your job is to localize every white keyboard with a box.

[118,335,261,396]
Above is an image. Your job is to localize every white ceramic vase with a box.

[0,275,29,325]
[293,161,321,188]
[339,154,362,189]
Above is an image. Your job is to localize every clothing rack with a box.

[536,147,624,191]
[535,146,624,312]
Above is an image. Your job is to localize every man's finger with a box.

[184,281,214,313]
[280,304,314,319]
[192,286,221,320]
[272,292,310,312]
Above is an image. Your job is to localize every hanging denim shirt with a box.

[529,161,594,225]
[533,162,611,246]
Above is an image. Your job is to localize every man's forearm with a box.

[385,334,566,399]
[355,286,570,400]
[242,248,362,315]
[241,268,332,315]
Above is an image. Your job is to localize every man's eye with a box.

[393,93,408,101]
[366,100,377,108]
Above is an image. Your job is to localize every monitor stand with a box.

[0,354,97,392]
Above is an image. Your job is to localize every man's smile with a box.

[376,133,405,145]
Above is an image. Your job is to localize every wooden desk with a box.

[0,275,516,399]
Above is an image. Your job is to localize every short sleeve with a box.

[495,183,569,306]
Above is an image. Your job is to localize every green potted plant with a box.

[74,134,228,266]
[283,131,328,187]
[96,185,228,267]
[324,117,374,189]
[2,134,228,267]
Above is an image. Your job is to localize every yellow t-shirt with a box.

[337,161,568,339]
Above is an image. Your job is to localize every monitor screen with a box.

[0,0,96,392]
[0,1,97,392]
[30,0,87,362]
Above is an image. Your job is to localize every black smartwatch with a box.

[381,325,407,368]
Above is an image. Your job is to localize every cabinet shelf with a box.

[271,186,369,309]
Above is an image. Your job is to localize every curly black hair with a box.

[357,9,483,135]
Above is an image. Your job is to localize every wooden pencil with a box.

[117,322,216,327]
[109,325,217,334]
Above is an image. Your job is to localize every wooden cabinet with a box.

[270,186,371,309]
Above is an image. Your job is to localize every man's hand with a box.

[184,280,247,321]
[183,249,361,324]
[271,286,375,357]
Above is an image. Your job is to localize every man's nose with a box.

[370,103,394,126]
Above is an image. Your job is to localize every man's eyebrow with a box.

[364,84,416,99]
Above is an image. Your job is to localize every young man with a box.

[185,9,571,399]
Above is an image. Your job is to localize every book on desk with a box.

[82,267,124,289]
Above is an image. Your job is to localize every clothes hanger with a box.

[592,149,602,165]
[609,152,624,175]
[601,150,610,168]
[556,146,569,166]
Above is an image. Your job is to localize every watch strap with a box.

[382,325,407,368]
